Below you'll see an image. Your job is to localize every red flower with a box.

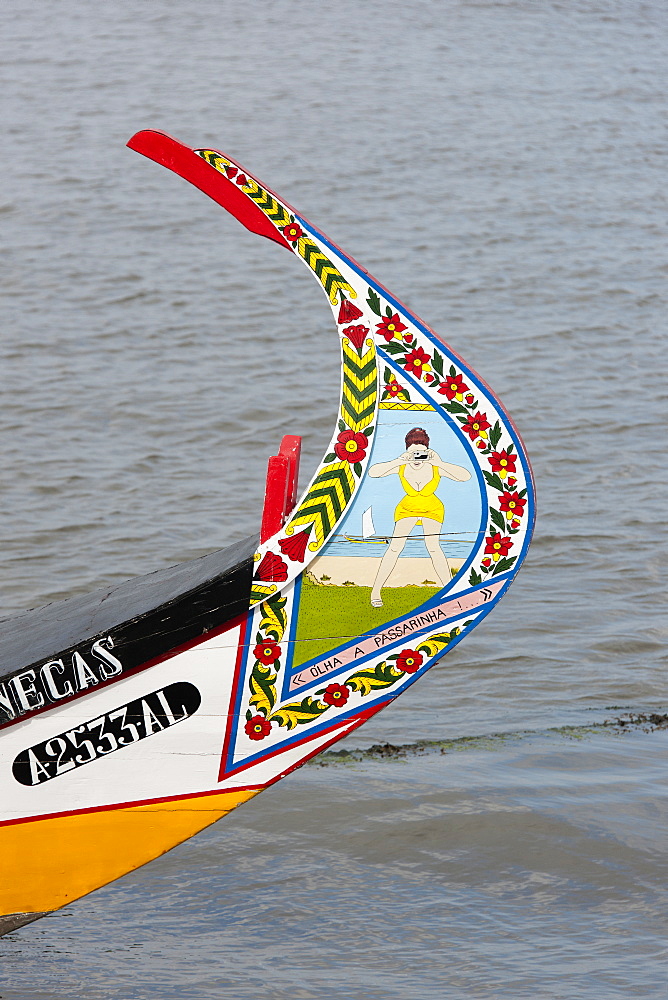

[282,222,303,243]
[476,440,487,450]
[482,557,492,568]
[395,648,424,674]
[253,640,281,665]
[343,323,370,352]
[510,518,520,530]
[225,165,238,178]
[488,450,517,480]
[484,533,514,562]
[322,684,350,707]
[278,526,312,562]
[384,379,406,398]
[507,476,517,487]
[334,430,368,463]
[338,298,363,324]
[438,373,469,401]
[235,173,248,186]
[462,412,491,441]
[498,492,527,520]
[245,715,272,741]
[376,313,408,342]
[465,393,475,405]
[402,333,414,343]
[255,551,288,582]
[403,347,432,378]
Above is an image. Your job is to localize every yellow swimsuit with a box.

[394,465,444,525]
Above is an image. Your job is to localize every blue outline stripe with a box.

[295,213,536,565]
[227,214,536,775]
[284,361,487,683]
[227,597,504,773]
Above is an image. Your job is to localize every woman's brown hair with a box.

[405,427,430,448]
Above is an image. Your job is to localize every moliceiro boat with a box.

[0,132,535,936]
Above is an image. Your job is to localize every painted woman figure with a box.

[368,428,471,607]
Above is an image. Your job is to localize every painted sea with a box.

[1,1,667,997]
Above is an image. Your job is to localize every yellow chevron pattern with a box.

[196,150,355,306]
[283,460,356,552]
[295,238,356,305]
[341,340,377,432]
[199,150,233,172]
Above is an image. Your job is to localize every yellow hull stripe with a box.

[0,787,259,917]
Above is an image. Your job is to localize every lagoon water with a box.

[1,1,667,997]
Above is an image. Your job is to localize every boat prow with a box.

[0,131,535,934]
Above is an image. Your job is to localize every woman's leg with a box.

[370,517,417,606]
[422,518,453,587]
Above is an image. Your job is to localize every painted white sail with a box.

[362,507,375,539]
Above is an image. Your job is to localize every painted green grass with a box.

[292,577,441,668]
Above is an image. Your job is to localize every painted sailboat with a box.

[344,507,391,544]
[0,131,535,936]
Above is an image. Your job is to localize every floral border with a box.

[244,599,471,742]
[367,287,529,587]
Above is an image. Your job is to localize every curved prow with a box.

[0,131,535,938]
[127,130,292,248]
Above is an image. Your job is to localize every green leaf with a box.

[449,364,456,377]
[489,421,502,449]
[353,462,362,477]
[367,288,381,315]
[384,341,406,356]
[491,556,517,576]
[490,507,506,532]
[259,595,288,641]
[385,305,393,317]
[362,425,374,437]
[323,452,336,463]
[338,419,346,432]
[345,660,403,696]
[506,443,514,454]
[432,351,444,376]
[483,470,505,492]
[271,697,327,730]
[383,366,392,384]
[255,631,263,644]
[519,488,527,498]
[442,400,468,415]
[249,662,278,717]
[469,568,482,586]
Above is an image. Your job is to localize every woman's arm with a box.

[369,454,409,478]
[428,451,471,481]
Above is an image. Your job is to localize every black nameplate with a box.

[12,681,201,786]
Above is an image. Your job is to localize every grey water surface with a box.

[1,1,667,997]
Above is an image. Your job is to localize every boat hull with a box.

[0,130,535,933]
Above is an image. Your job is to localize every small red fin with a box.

[260,436,302,543]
